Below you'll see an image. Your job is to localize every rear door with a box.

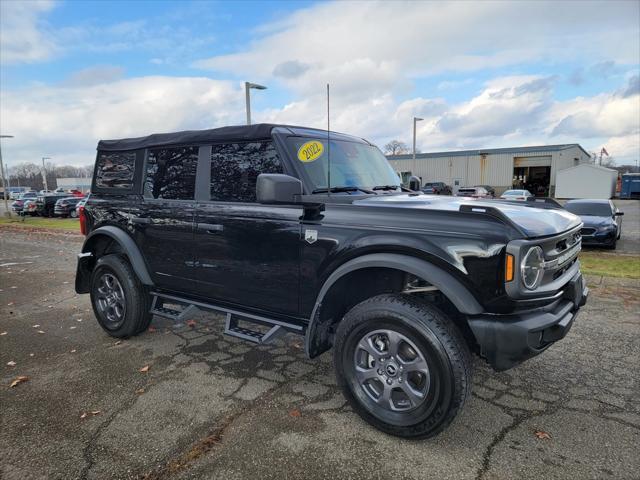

[193,141,302,316]
[132,146,199,292]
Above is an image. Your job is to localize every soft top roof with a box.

[97,123,368,152]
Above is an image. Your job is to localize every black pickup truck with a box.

[75,124,587,439]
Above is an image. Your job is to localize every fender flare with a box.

[304,253,483,357]
[81,225,153,286]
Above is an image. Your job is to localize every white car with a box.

[500,189,533,201]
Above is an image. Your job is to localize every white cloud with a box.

[549,76,640,139]
[0,77,242,166]
[194,1,639,84]
[1,1,638,166]
[0,0,57,64]
[187,0,640,162]
[2,72,637,167]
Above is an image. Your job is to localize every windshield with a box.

[565,203,612,216]
[287,137,400,192]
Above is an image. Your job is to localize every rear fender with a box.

[75,226,153,293]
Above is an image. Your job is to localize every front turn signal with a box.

[505,253,514,282]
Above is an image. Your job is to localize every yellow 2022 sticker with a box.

[297,140,324,163]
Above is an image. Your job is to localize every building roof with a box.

[387,144,590,160]
[557,163,617,174]
[97,123,367,151]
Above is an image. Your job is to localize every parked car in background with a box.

[22,199,38,216]
[38,190,52,195]
[475,185,495,197]
[35,193,69,217]
[68,189,86,198]
[11,192,38,213]
[54,197,83,218]
[11,199,24,213]
[456,186,492,198]
[500,189,533,201]
[564,199,623,249]
[422,182,452,195]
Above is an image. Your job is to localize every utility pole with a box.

[0,135,14,218]
[413,117,424,161]
[244,81,267,125]
[42,157,51,191]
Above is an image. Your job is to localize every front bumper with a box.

[468,272,588,371]
[581,229,616,246]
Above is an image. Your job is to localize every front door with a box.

[132,146,199,292]
[193,141,301,316]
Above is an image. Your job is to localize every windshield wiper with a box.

[372,185,401,191]
[312,186,376,195]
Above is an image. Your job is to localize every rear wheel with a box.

[334,294,472,439]
[90,254,152,338]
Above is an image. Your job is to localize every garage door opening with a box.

[513,156,551,196]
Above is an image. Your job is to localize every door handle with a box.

[131,217,151,224]
[197,223,224,233]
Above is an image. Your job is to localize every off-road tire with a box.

[90,254,152,338]
[334,293,473,439]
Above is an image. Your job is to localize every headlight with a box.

[521,246,544,290]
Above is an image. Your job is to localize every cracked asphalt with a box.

[1,228,639,480]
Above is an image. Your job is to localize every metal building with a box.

[386,144,591,196]
[56,177,92,193]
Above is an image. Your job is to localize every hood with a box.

[579,215,614,228]
[352,194,581,238]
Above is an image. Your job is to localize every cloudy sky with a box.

[1,0,639,167]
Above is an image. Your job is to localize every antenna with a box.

[327,83,331,196]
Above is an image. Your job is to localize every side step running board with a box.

[150,291,304,345]
[150,296,199,322]
[224,313,287,344]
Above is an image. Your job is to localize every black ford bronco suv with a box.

[76,124,588,439]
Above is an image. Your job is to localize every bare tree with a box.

[384,140,409,156]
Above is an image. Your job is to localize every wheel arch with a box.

[75,226,153,293]
[304,253,483,358]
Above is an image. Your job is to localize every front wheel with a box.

[334,294,472,439]
[90,254,152,337]
[70,209,78,218]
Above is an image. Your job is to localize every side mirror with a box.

[256,174,303,204]
[408,175,421,191]
[615,211,624,216]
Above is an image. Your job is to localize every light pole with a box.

[245,81,267,125]
[413,117,424,161]
[42,157,51,192]
[0,135,14,218]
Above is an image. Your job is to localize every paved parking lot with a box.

[609,199,640,254]
[1,219,639,479]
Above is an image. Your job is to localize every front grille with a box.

[581,228,596,236]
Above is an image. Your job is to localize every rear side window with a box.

[210,141,283,202]
[145,146,199,200]
[95,151,135,189]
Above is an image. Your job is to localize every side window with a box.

[145,146,198,200]
[210,141,283,202]
[95,151,135,189]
